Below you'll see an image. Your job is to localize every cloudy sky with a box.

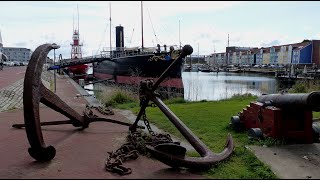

[1,1,320,59]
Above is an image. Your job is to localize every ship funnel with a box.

[116,25,124,51]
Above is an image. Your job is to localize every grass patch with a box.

[163,97,186,104]
[95,86,139,108]
[125,95,277,179]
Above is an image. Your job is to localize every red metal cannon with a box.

[230,92,320,143]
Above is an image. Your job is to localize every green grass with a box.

[121,95,277,179]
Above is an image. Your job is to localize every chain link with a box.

[105,111,174,175]
[142,109,156,137]
[85,104,114,116]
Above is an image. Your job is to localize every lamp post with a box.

[52,43,60,93]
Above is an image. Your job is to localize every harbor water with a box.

[183,71,277,101]
[84,67,279,102]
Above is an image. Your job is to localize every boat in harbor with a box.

[93,2,185,98]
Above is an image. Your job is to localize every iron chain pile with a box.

[105,110,176,175]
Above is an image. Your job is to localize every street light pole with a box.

[53,48,56,93]
[51,43,60,93]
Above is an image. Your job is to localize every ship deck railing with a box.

[99,45,179,59]
[100,49,155,59]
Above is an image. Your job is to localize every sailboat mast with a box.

[141,1,144,50]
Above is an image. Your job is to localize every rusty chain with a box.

[105,109,175,175]
[85,104,114,116]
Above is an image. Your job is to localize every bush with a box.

[105,91,135,107]
[228,93,256,101]
[288,79,320,93]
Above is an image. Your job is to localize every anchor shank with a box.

[151,95,209,156]
[129,98,150,132]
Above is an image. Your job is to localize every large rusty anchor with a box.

[129,45,234,170]
[12,43,143,162]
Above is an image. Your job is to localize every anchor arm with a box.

[147,95,234,170]
[39,83,84,127]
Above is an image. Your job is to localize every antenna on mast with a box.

[227,33,229,47]
[109,2,112,54]
[73,13,74,33]
[77,4,79,34]
[141,1,144,51]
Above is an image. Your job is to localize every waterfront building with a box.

[278,45,293,65]
[250,48,259,64]
[206,39,320,66]
[239,49,256,65]
[3,47,32,62]
[0,30,32,63]
[231,52,237,64]
[262,48,270,65]
[217,53,226,65]
[311,40,320,65]
[292,43,312,64]
[270,46,280,65]
[0,30,7,62]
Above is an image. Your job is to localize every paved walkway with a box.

[0,78,23,112]
[0,66,52,112]
[0,69,205,179]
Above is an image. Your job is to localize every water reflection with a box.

[84,67,279,102]
[183,71,277,101]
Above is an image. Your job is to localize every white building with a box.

[3,47,32,62]
[0,30,32,62]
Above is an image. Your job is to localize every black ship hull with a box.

[93,54,185,98]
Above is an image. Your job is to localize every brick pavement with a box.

[0,66,53,112]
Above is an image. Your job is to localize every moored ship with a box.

[92,2,185,98]
[93,26,185,98]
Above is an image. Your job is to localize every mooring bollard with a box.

[79,79,85,88]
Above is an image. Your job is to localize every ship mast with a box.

[179,19,181,49]
[141,1,144,51]
[109,2,112,54]
[71,4,82,59]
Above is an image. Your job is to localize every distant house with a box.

[262,48,270,65]
[292,43,312,64]
[207,39,320,66]
[270,46,281,65]
[255,48,263,65]
[278,45,293,65]
[250,48,259,64]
